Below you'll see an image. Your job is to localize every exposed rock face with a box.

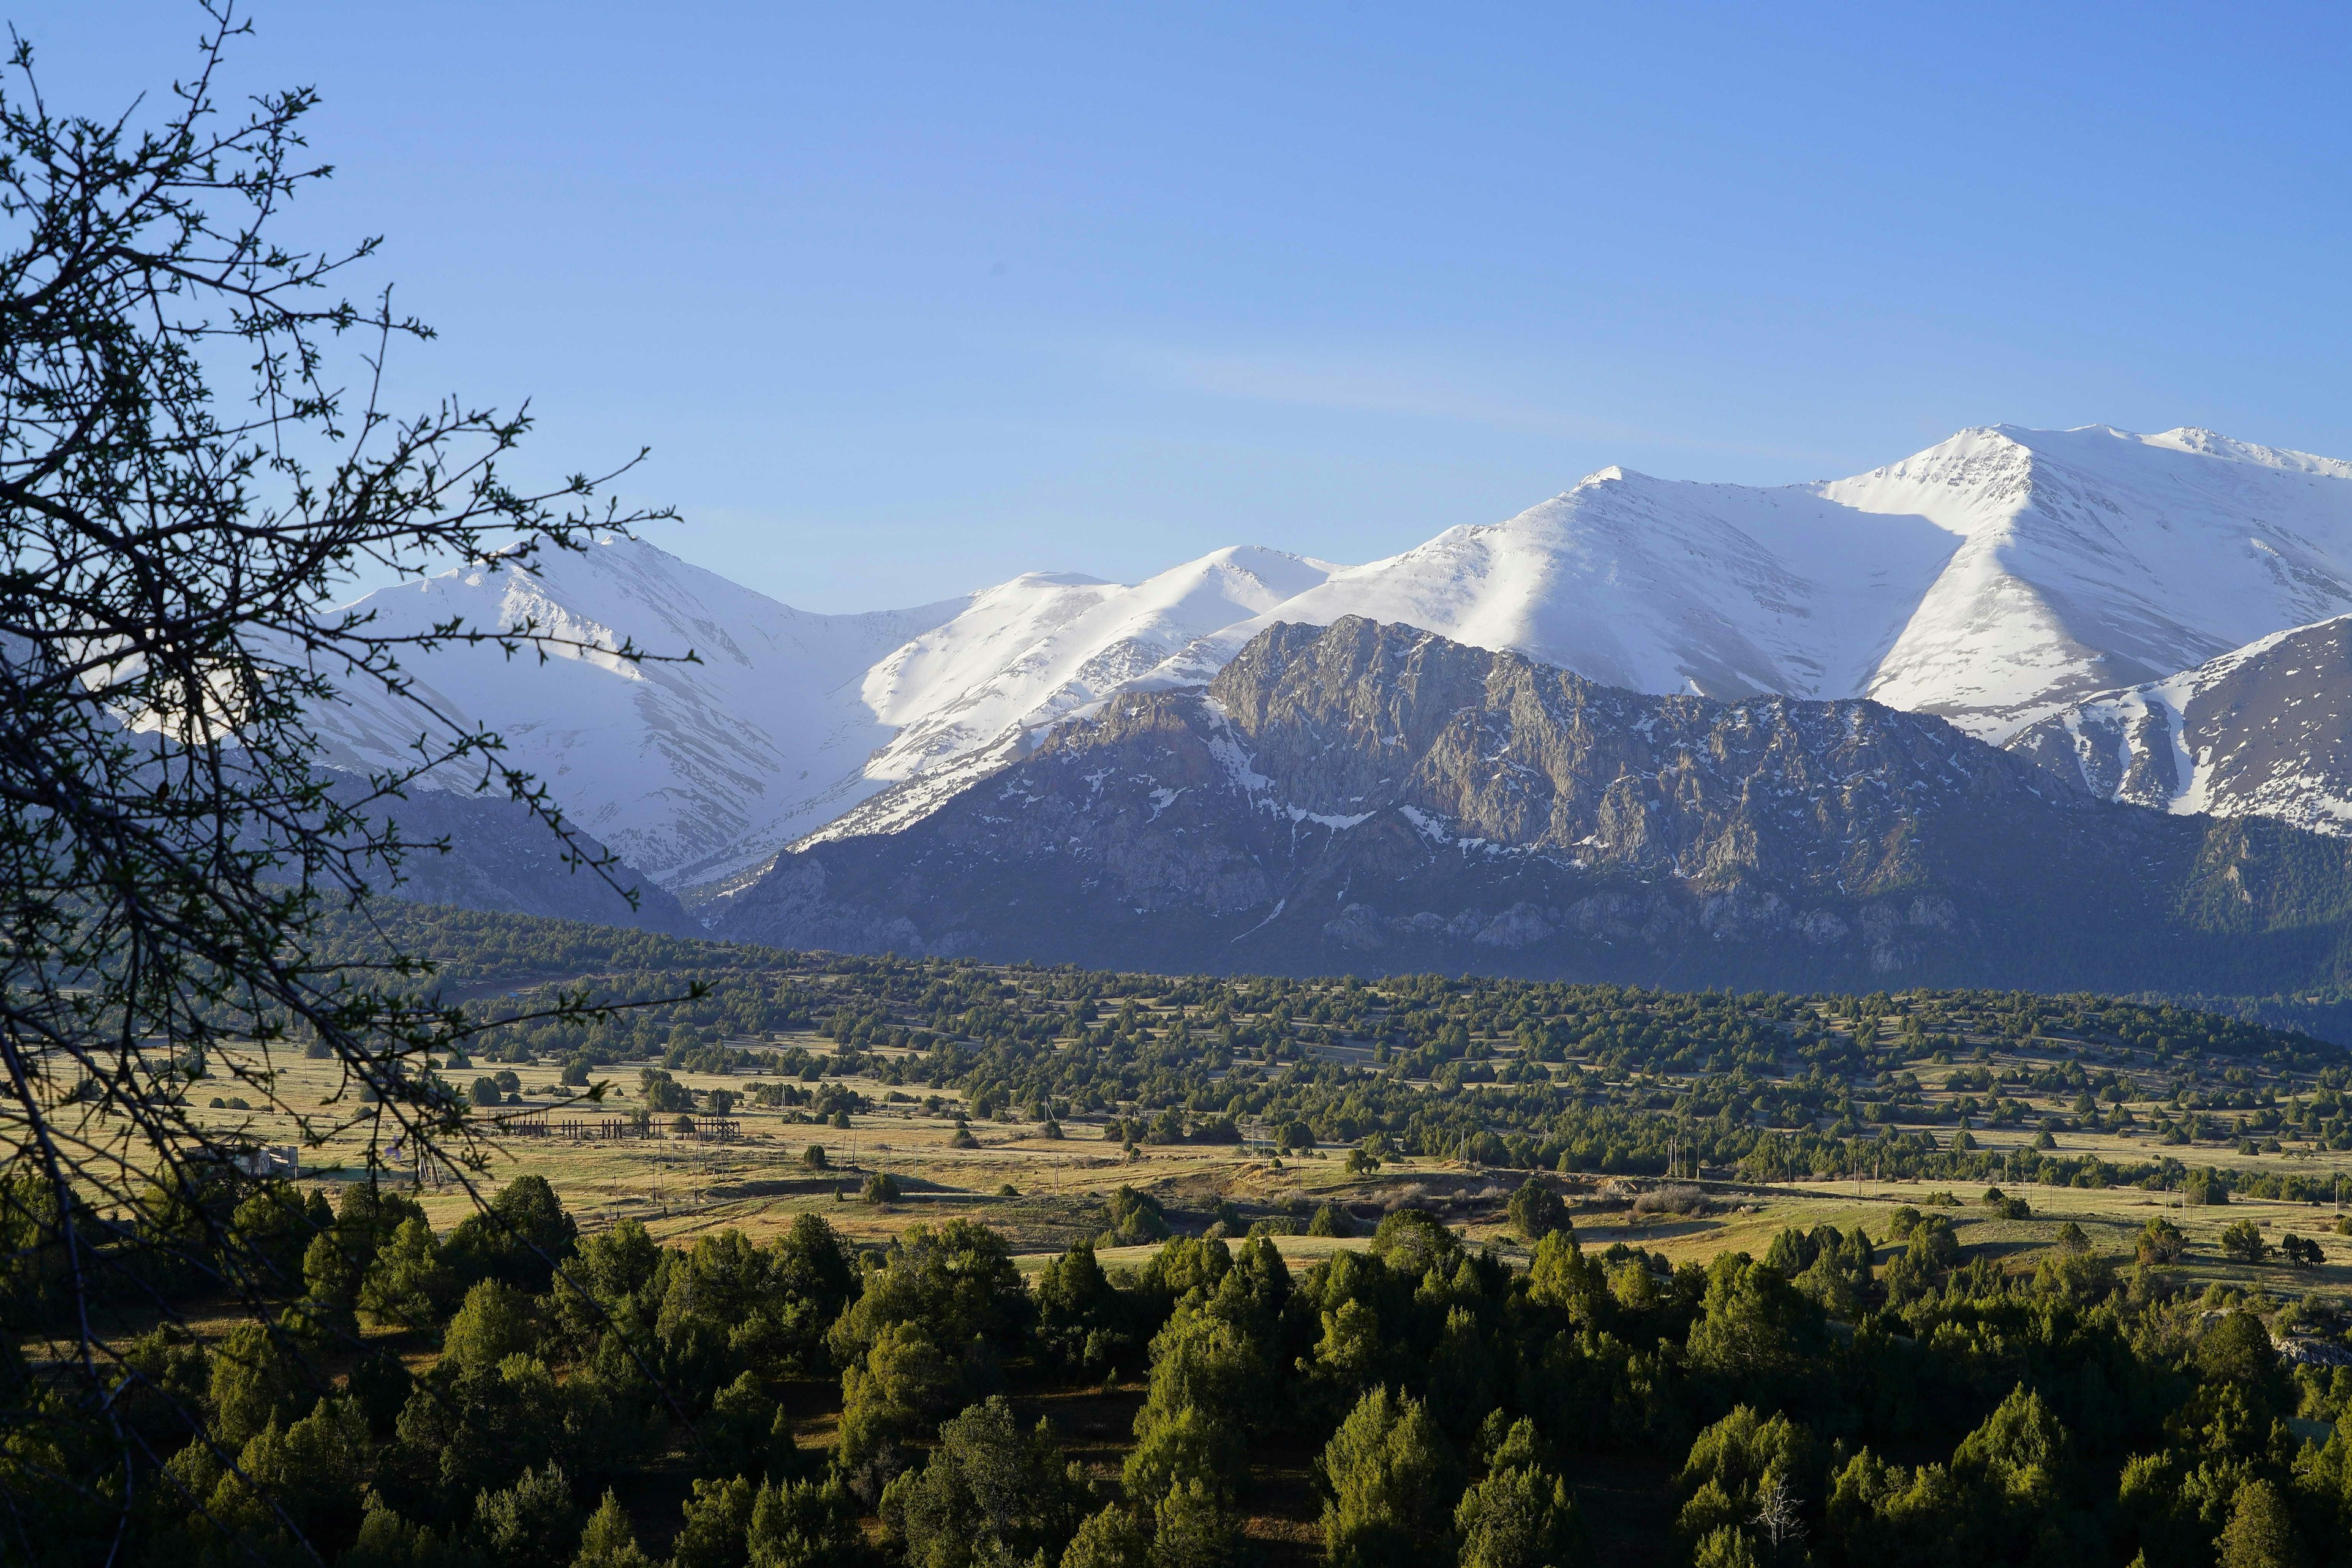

[714,619,2352,991]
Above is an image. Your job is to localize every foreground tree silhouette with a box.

[0,1,684,1550]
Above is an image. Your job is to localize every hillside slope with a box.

[318,779,701,935]
[717,618,2352,993]
[2006,614,2352,839]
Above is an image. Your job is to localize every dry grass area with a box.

[168,1031,2352,1307]
[181,1039,1424,1255]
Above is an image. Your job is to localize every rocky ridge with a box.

[717,619,2352,993]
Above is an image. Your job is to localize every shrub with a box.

[639,1068,692,1113]
[1152,1476,1244,1568]
[1458,1131,1510,1167]
[1319,1389,1457,1568]
[442,1280,537,1373]
[1506,1177,1566,1242]
[880,1395,1091,1568]
[2220,1219,2267,1264]
[357,1217,457,1332]
[671,1476,755,1568]
[1631,1184,1707,1218]
[2184,1170,2230,1205]
[1101,1187,1170,1247]
[747,1477,864,1568]
[1371,1209,1461,1279]
[1060,1505,1151,1568]
[1457,1462,1590,1568]
[2136,1216,2185,1264]
[2217,1480,2297,1568]
[472,1463,581,1568]
[573,1490,652,1568]
[206,1321,303,1447]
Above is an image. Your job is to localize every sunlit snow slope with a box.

[1825,426,2352,736]
[807,546,1338,843]
[315,538,1335,894]
[1144,426,2352,742]
[307,537,970,892]
[1137,468,1959,703]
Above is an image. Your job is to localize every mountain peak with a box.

[2142,425,2352,478]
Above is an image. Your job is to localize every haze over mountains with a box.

[315,423,2352,941]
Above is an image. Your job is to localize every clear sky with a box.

[21,3,2352,611]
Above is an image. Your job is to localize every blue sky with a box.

[23,3,2352,610]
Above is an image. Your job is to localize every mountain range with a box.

[710,615,2352,996]
[313,422,2352,971]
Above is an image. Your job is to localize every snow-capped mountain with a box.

[1135,467,1959,705]
[1825,426,2352,734]
[715,616,2352,998]
[1140,425,2352,742]
[307,538,971,893]
[309,423,2352,918]
[2005,615,2352,835]
[312,537,1335,895]
[808,546,1337,843]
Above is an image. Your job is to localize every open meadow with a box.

[171,973,2352,1310]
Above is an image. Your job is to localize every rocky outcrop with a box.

[713,619,2352,992]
